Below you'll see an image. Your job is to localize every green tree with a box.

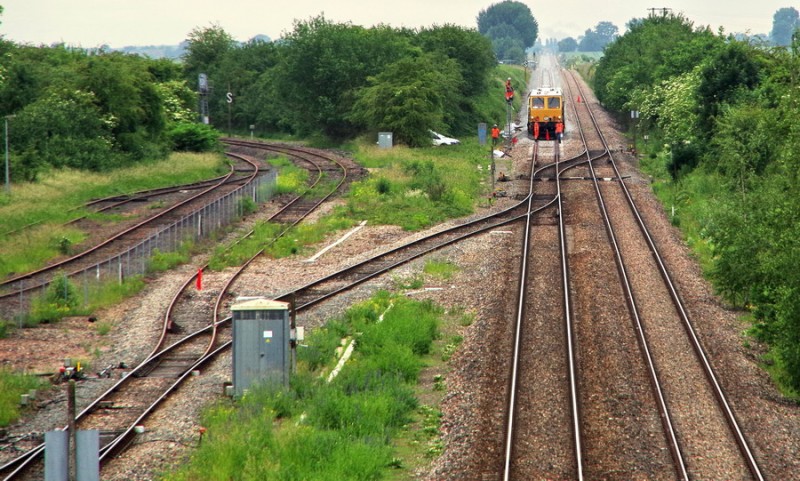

[477,1,538,62]
[272,16,411,139]
[350,53,460,147]
[594,13,721,112]
[217,39,280,133]
[695,40,762,140]
[181,24,237,127]
[413,25,495,131]
[770,7,800,47]
[182,24,236,86]
[12,89,117,173]
[78,52,167,159]
[578,21,619,52]
[558,37,578,52]
[414,25,494,98]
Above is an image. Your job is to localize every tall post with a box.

[227,83,232,136]
[505,101,513,148]
[4,116,10,194]
[68,380,77,481]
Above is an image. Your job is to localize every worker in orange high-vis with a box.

[555,122,564,143]
[491,124,500,146]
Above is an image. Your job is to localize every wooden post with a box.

[68,380,77,481]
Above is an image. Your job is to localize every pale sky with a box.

[0,0,791,48]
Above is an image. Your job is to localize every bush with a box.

[167,122,221,152]
[45,273,79,309]
[0,368,46,427]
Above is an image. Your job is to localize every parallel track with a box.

[564,68,764,480]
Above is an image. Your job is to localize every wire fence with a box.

[3,171,277,323]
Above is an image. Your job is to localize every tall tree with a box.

[557,37,578,53]
[272,16,411,139]
[696,40,762,140]
[182,24,236,96]
[578,21,619,52]
[770,7,800,47]
[477,1,538,63]
[594,13,721,112]
[351,53,460,147]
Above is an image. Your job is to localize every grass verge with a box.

[162,291,461,481]
[0,152,227,279]
[0,369,48,427]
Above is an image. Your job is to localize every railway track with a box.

[1,132,582,478]
[1,74,773,480]
[494,57,765,480]
[0,173,234,239]
[0,140,352,480]
[0,153,264,317]
[560,68,762,479]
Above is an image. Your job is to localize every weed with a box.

[95,321,112,336]
[0,368,47,427]
[423,259,459,280]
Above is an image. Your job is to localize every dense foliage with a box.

[0,11,500,186]
[181,17,496,147]
[476,0,538,63]
[594,13,800,393]
[578,21,619,52]
[0,41,209,181]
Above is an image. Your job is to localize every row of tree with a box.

[0,31,217,180]
[593,12,800,391]
[0,9,507,180]
[557,21,619,53]
[556,7,799,54]
[182,17,498,147]
[0,0,541,181]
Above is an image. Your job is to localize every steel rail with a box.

[563,69,690,480]
[0,154,258,299]
[566,69,764,481]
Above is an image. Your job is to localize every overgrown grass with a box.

[269,156,309,195]
[638,148,723,275]
[423,259,459,280]
[0,153,227,278]
[23,275,146,326]
[163,292,445,481]
[347,141,489,231]
[0,368,47,427]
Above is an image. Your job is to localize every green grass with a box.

[638,148,723,276]
[423,259,459,280]
[0,152,227,279]
[162,292,446,481]
[0,369,48,427]
[24,274,147,326]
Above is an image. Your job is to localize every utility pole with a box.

[4,116,10,194]
[68,380,77,481]
[227,83,233,136]
[648,7,672,16]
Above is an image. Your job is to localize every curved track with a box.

[0,154,261,310]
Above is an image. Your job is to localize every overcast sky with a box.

[0,0,789,48]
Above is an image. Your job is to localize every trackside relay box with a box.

[231,297,290,396]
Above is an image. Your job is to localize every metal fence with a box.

[4,171,277,322]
